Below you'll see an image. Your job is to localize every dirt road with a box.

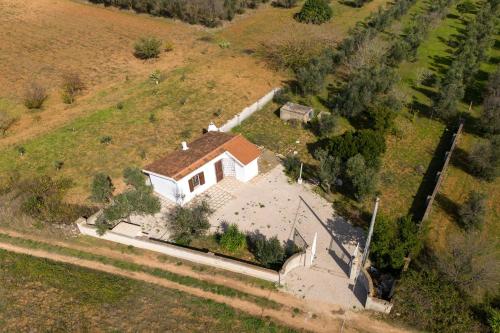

[0,229,411,333]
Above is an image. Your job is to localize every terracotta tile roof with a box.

[144,132,260,180]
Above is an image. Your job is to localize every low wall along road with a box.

[77,219,312,284]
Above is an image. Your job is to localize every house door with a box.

[215,160,224,182]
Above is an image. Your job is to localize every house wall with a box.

[235,158,259,182]
[148,173,179,203]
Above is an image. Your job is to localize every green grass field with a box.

[0,249,294,332]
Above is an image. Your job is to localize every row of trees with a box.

[434,1,498,120]
[292,0,418,95]
[88,0,267,27]
[480,68,500,135]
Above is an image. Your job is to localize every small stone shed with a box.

[280,102,313,122]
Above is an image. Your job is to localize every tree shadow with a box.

[450,146,471,174]
[434,193,460,221]
[409,98,433,118]
[430,54,454,75]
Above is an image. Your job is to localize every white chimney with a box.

[207,122,219,132]
[181,141,189,151]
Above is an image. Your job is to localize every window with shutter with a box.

[199,172,205,185]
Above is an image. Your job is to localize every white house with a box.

[143,131,260,205]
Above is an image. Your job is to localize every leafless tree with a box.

[437,231,499,300]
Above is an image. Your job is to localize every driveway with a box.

[210,165,366,309]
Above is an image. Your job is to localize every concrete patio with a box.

[130,162,366,309]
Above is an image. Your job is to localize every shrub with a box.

[481,68,500,135]
[123,167,146,190]
[315,112,338,137]
[294,0,332,24]
[61,72,84,104]
[164,41,174,52]
[91,173,114,204]
[458,191,487,230]
[272,88,291,105]
[468,138,498,181]
[324,129,386,168]
[252,235,285,269]
[370,215,420,270]
[314,148,341,193]
[134,36,162,60]
[219,224,247,253]
[53,160,64,170]
[23,83,47,109]
[0,111,15,136]
[272,0,298,8]
[392,269,476,332]
[283,155,301,179]
[19,176,92,224]
[295,55,332,95]
[260,38,327,71]
[345,154,378,201]
[167,201,213,245]
[100,135,112,145]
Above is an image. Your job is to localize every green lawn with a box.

[0,249,294,332]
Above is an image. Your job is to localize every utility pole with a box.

[361,197,380,268]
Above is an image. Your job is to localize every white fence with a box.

[219,87,281,132]
[77,220,311,284]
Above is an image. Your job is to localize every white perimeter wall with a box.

[219,88,281,132]
[77,221,280,283]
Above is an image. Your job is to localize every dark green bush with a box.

[283,155,301,179]
[91,173,114,203]
[123,167,146,190]
[167,201,213,245]
[252,235,285,269]
[294,0,332,24]
[134,37,162,60]
[345,154,378,201]
[219,223,247,253]
[323,129,386,168]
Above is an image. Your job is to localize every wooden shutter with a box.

[199,172,205,185]
[188,178,194,192]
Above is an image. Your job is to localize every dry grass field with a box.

[0,0,390,201]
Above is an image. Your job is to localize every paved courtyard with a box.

[209,165,366,308]
[130,163,367,308]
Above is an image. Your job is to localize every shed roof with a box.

[144,132,260,180]
[281,102,313,115]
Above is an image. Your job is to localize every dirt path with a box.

[0,229,411,333]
